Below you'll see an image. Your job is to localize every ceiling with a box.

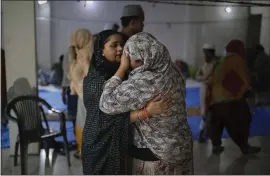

[134,0,270,7]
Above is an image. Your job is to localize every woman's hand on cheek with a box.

[119,51,130,73]
[115,51,130,80]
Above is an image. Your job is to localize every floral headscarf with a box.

[124,32,171,74]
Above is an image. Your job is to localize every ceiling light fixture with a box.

[225,6,232,13]
[38,1,47,5]
[83,0,93,7]
[86,0,93,5]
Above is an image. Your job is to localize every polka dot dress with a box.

[81,30,129,175]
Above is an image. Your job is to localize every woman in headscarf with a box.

[82,30,172,174]
[68,29,93,96]
[68,28,93,158]
[206,39,261,155]
[99,32,193,175]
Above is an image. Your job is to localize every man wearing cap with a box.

[120,5,145,41]
[196,43,218,143]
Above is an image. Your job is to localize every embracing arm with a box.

[99,75,154,115]
[100,76,151,122]
[99,52,170,117]
[130,110,144,123]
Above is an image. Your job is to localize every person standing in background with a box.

[252,44,270,93]
[52,54,64,86]
[68,29,93,159]
[207,40,261,155]
[61,49,78,148]
[196,43,218,142]
[62,51,71,105]
[120,5,145,42]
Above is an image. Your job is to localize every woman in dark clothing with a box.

[82,30,171,174]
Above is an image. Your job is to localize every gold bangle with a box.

[144,107,149,120]
[139,109,147,121]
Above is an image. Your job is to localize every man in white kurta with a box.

[196,43,218,142]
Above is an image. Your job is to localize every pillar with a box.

[2,1,39,155]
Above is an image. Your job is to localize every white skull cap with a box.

[203,43,215,50]
[121,5,144,18]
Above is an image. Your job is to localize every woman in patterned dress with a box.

[99,32,194,175]
[82,30,172,174]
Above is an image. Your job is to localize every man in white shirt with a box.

[196,43,218,142]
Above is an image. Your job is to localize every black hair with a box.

[208,49,216,54]
[59,54,64,62]
[121,16,139,28]
[112,23,120,31]
[203,49,215,55]
[255,44,264,53]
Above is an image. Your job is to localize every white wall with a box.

[251,5,270,55]
[36,1,250,68]
[36,2,52,70]
[2,1,39,155]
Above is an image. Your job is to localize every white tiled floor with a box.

[1,136,270,175]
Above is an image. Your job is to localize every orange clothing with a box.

[75,124,83,156]
[210,54,250,104]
